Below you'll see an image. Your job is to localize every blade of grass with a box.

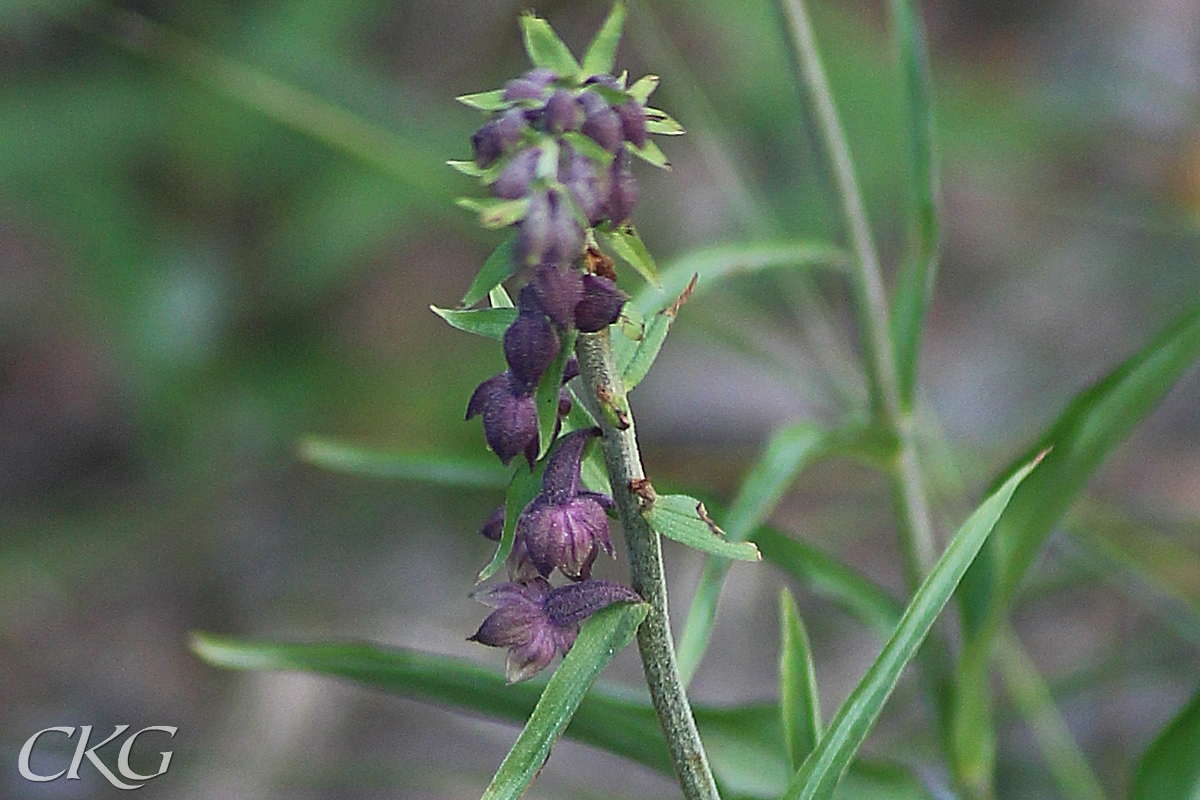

[780,588,822,769]
[781,454,1041,800]
[298,438,508,488]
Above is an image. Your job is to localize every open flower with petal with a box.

[470,576,640,682]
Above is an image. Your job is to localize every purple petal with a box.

[466,372,508,420]
[505,626,559,683]
[542,428,598,501]
[545,579,642,628]
[543,89,581,133]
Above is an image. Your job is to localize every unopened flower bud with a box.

[466,371,539,466]
[531,262,585,328]
[504,286,560,386]
[574,273,628,333]
[561,145,606,224]
[492,147,541,200]
[543,89,582,133]
[615,100,648,148]
[604,150,639,224]
[579,91,624,153]
[504,68,557,102]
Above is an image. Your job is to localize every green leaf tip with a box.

[643,493,762,562]
[581,3,628,77]
[519,11,581,79]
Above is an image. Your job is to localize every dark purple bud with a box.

[561,145,606,224]
[517,190,552,266]
[466,371,539,466]
[548,190,584,264]
[543,89,582,133]
[531,262,584,328]
[581,101,624,153]
[469,576,639,682]
[481,505,505,541]
[504,292,560,386]
[604,150,639,224]
[504,68,557,102]
[615,100,648,148]
[574,273,628,332]
[472,121,503,167]
[542,427,598,502]
[517,493,613,580]
[492,147,541,200]
[544,580,642,627]
[494,107,529,151]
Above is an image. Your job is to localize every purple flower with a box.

[574,273,628,332]
[517,190,583,267]
[579,91,624,153]
[504,286,560,386]
[470,576,640,682]
[503,68,557,102]
[517,428,615,580]
[543,89,582,133]
[531,262,585,328]
[492,147,541,200]
[604,150,639,224]
[466,371,538,466]
[615,100,648,148]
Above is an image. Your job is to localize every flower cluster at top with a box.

[454,9,677,682]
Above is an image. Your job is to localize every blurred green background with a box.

[2,0,1199,797]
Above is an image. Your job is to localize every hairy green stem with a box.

[576,330,721,800]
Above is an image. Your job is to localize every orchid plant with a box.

[191,4,1200,800]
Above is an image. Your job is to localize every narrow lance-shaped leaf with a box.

[780,588,822,769]
[597,225,661,287]
[618,274,696,389]
[781,454,1042,800]
[519,12,581,78]
[457,89,512,111]
[626,138,671,169]
[886,0,940,410]
[677,423,832,684]
[643,494,761,562]
[628,74,659,103]
[431,306,518,340]
[458,197,531,229]
[644,107,685,135]
[477,464,542,583]
[580,2,627,77]
[953,302,1200,792]
[463,235,521,307]
[535,330,577,459]
[1131,688,1200,800]
[480,602,648,800]
[298,437,508,488]
[633,240,848,317]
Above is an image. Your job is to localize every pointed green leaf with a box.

[780,588,822,769]
[618,275,694,389]
[519,11,581,78]
[535,330,577,459]
[480,601,648,800]
[477,463,542,584]
[448,159,487,177]
[1132,688,1200,800]
[489,283,515,308]
[626,137,671,169]
[643,494,761,561]
[431,305,518,340]
[781,455,1042,800]
[298,438,508,488]
[644,107,685,135]
[457,89,512,111]
[598,225,660,286]
[561,130,616,166]
[678,423,833,684]
[634,240,848,316]
[580,2,627,77]
[887,0,940,411]
[628,74,659,103]
[462,234,521,307]
[458,196,532,229]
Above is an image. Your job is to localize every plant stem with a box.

[777,0,936,590]
[575,329,721,800]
